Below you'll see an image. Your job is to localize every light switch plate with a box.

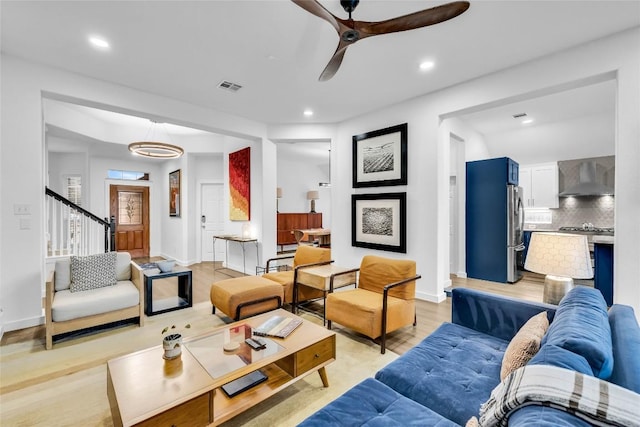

[14,204,31,215]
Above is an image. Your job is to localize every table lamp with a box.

[307,190,319,213]
[276,187,282,213]
[524,232,593,304]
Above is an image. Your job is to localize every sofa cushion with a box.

[54,258,72,292]
[52,280,139,322]
[70,252,117,292]
[527,344,593,375]
[298,378,458,427]
[500,311,549,380]
[608,304,640,393]
[375,322,508,425]
[541,286,613,379]
[115,252,132,281]
[508,406,592,427]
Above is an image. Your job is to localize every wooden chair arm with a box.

[383,274,422,294]
[266,255,295,272]
[293,259,334,272]
[45,270,55,316]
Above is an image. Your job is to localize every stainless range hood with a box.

[559,160,614,197]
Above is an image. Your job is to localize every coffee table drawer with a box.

[296,336,335,375]
[135,393,210,427]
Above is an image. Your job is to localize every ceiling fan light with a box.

[128,142,184,159]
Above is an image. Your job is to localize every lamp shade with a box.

[307,190,319,200]
[525,232,593,279]
[276,187,283,198]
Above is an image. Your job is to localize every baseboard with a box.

[3,313,44,333]
[416,290,447,303]
[456,271,467,278]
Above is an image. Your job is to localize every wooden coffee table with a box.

[107,309,336,426]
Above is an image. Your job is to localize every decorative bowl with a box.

[157,260,175,273]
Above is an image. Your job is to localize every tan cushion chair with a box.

[210,276,284,320]
[325,255,421,354]
[262,245,332,305]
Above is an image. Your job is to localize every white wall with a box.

[276,144,331,226]
[331,28,640,313]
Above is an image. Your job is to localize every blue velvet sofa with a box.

[299,286,640,426]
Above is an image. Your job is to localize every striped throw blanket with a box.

[479,365,640,427]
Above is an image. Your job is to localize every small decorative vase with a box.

[163,333,182,360]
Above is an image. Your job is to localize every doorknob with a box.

[201,215,206,223]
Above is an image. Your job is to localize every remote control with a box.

[252,336,267,347]
[245,338,265,350]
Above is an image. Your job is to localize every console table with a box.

[213,235,259,275]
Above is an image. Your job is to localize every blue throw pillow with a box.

[541,286,613,379]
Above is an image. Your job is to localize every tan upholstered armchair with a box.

[325,255,421,354]
[262,245,332,308]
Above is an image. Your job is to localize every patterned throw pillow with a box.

[500,311,549,380]
[70,252,118,293]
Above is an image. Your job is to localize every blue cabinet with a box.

[594,243,613,306]
[507,158,519,185]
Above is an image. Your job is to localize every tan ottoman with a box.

[210,276,284,320]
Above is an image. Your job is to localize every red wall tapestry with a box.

[229,147,250,221]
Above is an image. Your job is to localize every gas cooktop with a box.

[559,226,614,233]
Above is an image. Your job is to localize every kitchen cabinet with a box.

[594,242,613,306]
[519,162,559,208]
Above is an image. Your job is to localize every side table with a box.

[295,264,357,323]
[143,266,193,316]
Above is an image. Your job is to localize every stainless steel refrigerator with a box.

[466,157,525,283]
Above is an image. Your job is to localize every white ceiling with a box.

[2,0,638,127]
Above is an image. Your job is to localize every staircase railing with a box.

[45,187,113,257]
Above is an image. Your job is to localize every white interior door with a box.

[201,183,224,262]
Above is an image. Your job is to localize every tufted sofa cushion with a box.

[375,322,508,425]
[298,377,458,427]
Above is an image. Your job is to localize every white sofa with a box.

[45,251,144,349]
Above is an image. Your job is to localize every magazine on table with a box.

[253,315,302,339]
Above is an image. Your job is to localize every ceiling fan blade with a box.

[291,0,341,33]
[358,1,470,36]
[319,40,350,81]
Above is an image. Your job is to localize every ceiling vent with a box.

[217,80,243,92]
[512,113,527,119]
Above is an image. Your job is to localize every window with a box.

[66,176,82,206]
[108,170,149,181]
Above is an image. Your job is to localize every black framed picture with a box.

[352,123,407,188]
[352,192,406,253]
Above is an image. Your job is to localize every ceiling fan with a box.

[292,0,470,81]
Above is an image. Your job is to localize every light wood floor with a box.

[1,260,548,355]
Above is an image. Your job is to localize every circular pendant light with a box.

[128,141,184,159]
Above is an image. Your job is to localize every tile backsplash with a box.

[552,195,615,228]
[525,195,615,229]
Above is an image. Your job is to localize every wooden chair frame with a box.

[327,268,421,354]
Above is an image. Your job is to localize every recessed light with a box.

[522,119,534,125]
[89,36,110,50]
[303,109,314,117]
[419,60,435,71]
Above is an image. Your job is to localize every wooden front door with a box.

[110,185,150,258]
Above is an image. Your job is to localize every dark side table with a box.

[143,266,193,316]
